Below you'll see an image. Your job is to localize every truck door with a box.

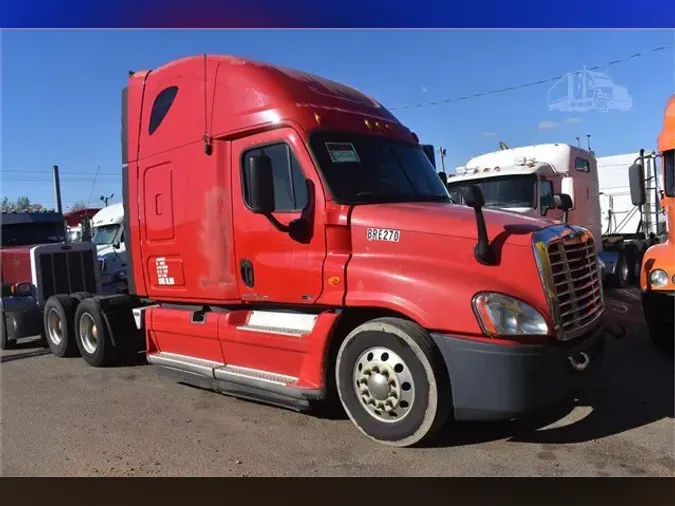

[231,129,327,305]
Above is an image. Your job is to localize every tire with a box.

[335,317,452,447]
[43,295,80,357]
[625,246,641,286]
[0,317,18,350]
[74,297,118,367]
[70,291,93,302]
[610,252,629,289]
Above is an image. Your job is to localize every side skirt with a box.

[148,352,323,413]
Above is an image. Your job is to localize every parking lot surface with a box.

[1,288,673,477]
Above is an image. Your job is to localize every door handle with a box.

[240,259,254,288]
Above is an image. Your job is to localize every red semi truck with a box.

[29,55,611,446]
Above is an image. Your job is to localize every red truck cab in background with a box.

[39,55,609,447]
[1,209,100,349]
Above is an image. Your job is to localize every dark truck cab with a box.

[1,209,101,349]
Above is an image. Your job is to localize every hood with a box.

[350,202,556,247]
[1,245,33,284]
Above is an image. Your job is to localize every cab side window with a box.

[539,180,554,216]
[242,143,308,212]
[575,157,590,173]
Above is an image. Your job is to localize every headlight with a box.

[472,292,549,336]
[649,269,669,287]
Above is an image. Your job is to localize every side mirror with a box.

[461,185,485,209]
[553,193,573,224]
[245,155,275,214]
[552,193,573,212]
[628,163,646,207]
[461,185,494,265]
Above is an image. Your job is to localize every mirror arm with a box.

[264,214,291,233]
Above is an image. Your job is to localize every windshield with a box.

[1,222,66,247]
[92,224,120,246]
[308,132,450,204]
[446,174,537,209]
[664,149,674,198]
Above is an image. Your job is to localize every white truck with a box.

[597,152,665,238]
[90,203,129,295]
[446,143,657,287]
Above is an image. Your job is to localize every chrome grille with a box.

[547,235,603,340]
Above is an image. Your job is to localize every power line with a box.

[389,42,675,111]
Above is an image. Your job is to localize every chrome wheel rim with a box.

[352,346,415,423]
[79,313,98,355]
[620,257,629,281]
[47,308,63,346]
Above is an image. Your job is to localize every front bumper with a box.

[1,295,43,340]
[642,290,674,332]
[430,321,606,421]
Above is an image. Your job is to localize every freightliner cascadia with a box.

[33,55,612,447]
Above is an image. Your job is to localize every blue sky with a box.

[2,29,674,210]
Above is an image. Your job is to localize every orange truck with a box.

[631,95,675,352]
[9,55,623,447]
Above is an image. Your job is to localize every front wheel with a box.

[610,252,629,288]
[0,317,17,351]
[335,317,451,447]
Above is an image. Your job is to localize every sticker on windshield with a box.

[326,142,360,163]
[367,228,401,242]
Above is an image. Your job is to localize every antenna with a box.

[586,134,592,150]
[499,141,509,150]
[575,136,580,148]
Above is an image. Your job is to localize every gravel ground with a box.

[1,288,673,477]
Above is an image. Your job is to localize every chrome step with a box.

[214,364,297,386]
[146,352,223,378]
[146,352,298,386]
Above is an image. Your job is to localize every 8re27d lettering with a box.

[35,54,619,447]
[367,228,401,242]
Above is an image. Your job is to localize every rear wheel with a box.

[74,297,118,367]
[43,295,79,357]
[335,317,451,447]
[70,291,93,303]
